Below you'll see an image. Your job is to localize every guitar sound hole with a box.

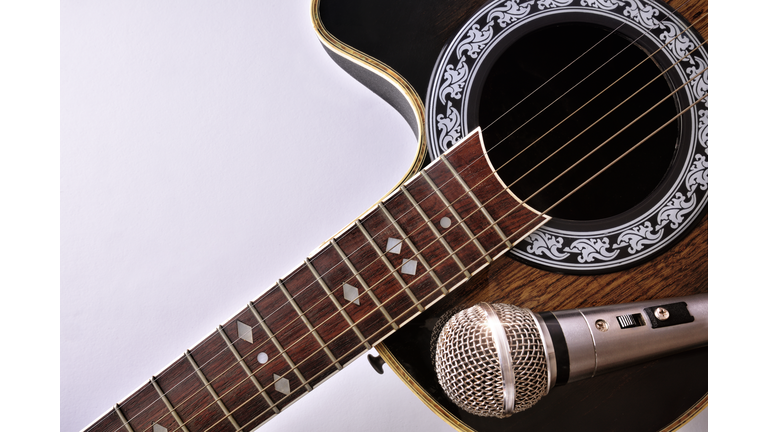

[481,23,678,221]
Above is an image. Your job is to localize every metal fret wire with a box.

[96,6,707,432]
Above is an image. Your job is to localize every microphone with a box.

[432,294,707,418]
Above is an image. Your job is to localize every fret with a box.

[278,264,368,371]
[359,200,444,307]
[220,307,308,414]
[247,302,313,392]
[191,328,275,430]
[82,406,128,432]
[330,238,398,330]
[276,278,345,369]
[114,405,135,432]
[251,284,339,388]
[116,382,178,432]
[424,151,506,257]
[354,220,425,312]
[303,258,372,350]
[305,240,399,348]
[183,351,241,431]
[421,171,492,265]
[153,347,238,432]
[150,377,191,432]
[440,130,549,245]
[376,202,448,295]
[379,185,465,286]
[334,223,417,328]
[398,184,472,280]
[216,326,280,415]
[440,154,514,251]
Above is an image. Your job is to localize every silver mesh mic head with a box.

[434,303,550,418]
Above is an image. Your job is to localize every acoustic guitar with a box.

[73,0,707,431]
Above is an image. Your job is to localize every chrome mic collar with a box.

[478,302,516,414]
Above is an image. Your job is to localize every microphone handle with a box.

[534,293,708,388]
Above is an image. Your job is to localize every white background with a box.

[8,0,743,430]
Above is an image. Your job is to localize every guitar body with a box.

[314,0,708,430]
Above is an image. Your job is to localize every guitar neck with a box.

[84,129,548,432]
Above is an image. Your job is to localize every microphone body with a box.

[433,294,708,418]
[539,294,707,387]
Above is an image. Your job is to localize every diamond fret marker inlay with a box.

[237,320,253,343]
[401,259,418,275]
[386,237,403,254]
[274,374,291,395]
[343,283,360,305]
[153,424,168,432]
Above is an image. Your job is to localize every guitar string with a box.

[109,13,707,432]
[484,19,705,170]
[504,40,706,193]
[483,17,697,153]
[192,90,708,432]
[481,9,647,132]
[482,0,699,133]
[539,93,707,215]
[152,47,709,432]
[103,7,706,432]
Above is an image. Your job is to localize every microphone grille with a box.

[434,303,549,418]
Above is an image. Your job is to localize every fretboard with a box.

[83,129,549,432]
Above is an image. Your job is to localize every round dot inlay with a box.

[257,352,269,364]
[440,217,451,229]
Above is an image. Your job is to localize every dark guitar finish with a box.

[316,0,708,430]
[317,0,707,111]
[318,0,489,102]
